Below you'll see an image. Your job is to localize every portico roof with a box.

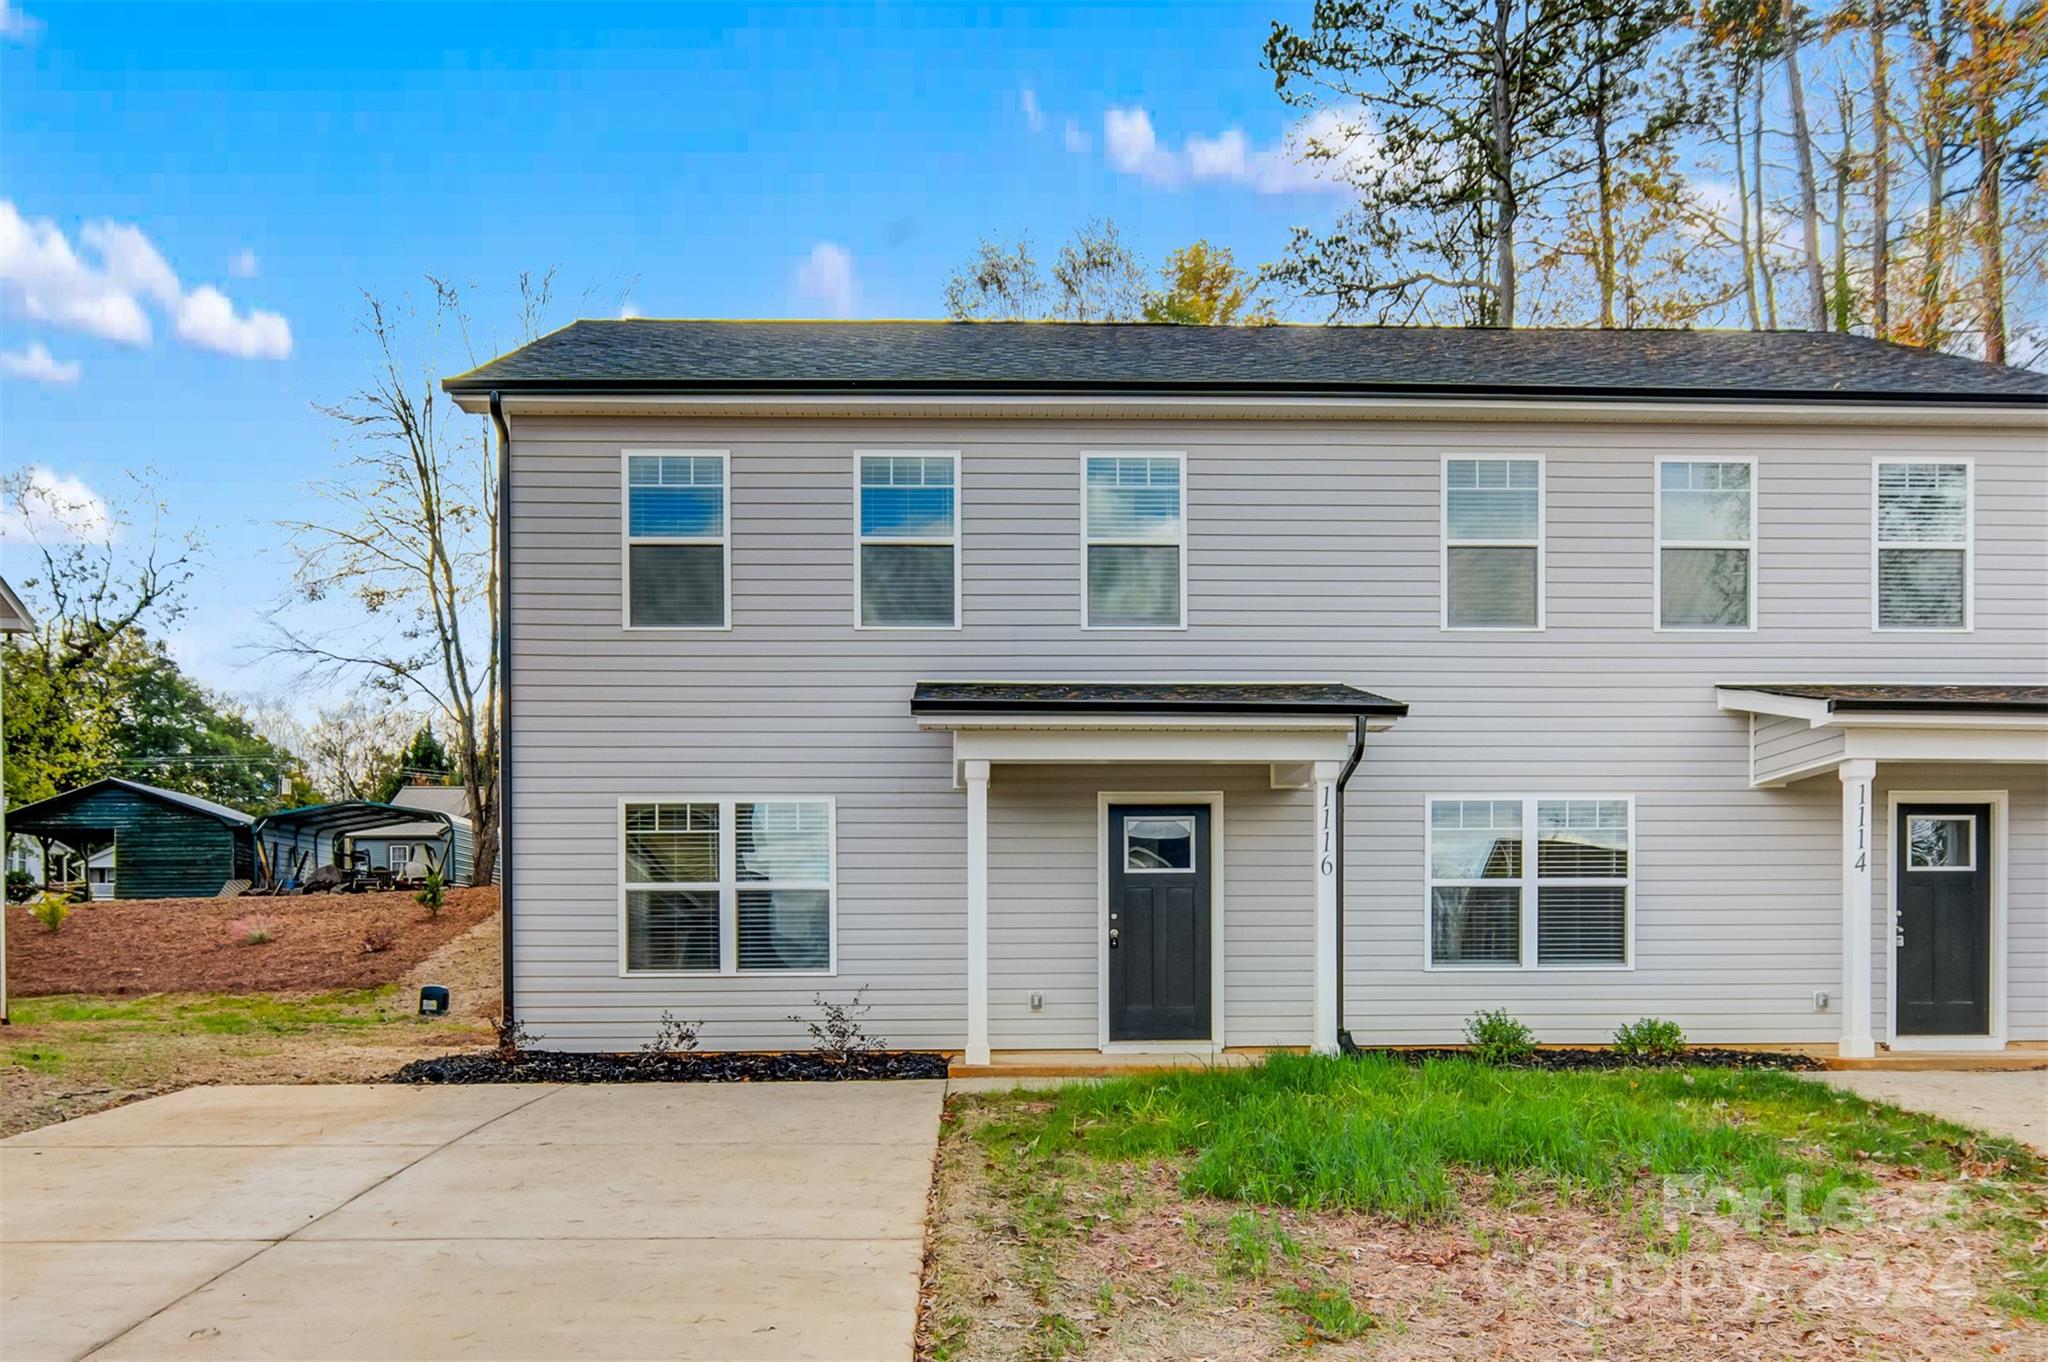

[1715,683,2048,788]
[910,680,1407,718]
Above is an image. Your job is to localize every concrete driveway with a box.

[2,1081,944,1362]
[1810,1069,2048,1153]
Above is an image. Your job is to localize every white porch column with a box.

[1839,759,1877,1059]
[1311,760,1342,1056]
[964,759,991,1068]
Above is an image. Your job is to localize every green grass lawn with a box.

[929,1054,2048,1358]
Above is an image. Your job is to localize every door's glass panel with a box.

[1125,816,1195,871]
[1907,816,1973,870]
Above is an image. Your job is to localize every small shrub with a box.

[241,926,274,946]
[1463,1007,1536,1064]
[5,868,36,902]
[1275,1279,1376,1342]
[359,928,395,955]
[788,986,885,1059]
[641,1010,703,1054]
[28,894,71,933]
[495,1015,536,1058]
[1613,1016,1687,1061]
[414,870,445,917]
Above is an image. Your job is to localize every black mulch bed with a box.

[389,1049,952,1084]
[1354,1046,1826,1072]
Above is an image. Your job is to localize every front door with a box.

[1895,804,1993,1037]
[1107,805,1211,1042]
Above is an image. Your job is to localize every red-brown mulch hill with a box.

[5,887,498,997]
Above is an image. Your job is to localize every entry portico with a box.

[1717,684,2048,1058]
[910,682,1408,1066]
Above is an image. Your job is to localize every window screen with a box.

[1657,461,1753,628]
[1876,462,1969,629]
[626,453,727,628]
[1085,455,1183,627]
[1444,458,1541,628]
[859,453,958,627]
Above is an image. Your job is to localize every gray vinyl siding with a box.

[1751,715,1847,786]
[505,412,2047,1052]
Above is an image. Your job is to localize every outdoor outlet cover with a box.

[1813,991,1830,1012]
[1029,992,1043,1011]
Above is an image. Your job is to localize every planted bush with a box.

[1462,1008,1536,1064]
[28,894,71,934]
[789,986,885,1059]
[1612,1016,1687,1061]
[415,870,446,918]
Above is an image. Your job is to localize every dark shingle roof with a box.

[910,681,1408,717]
[1723,683,2048,713]
[445,321,2048,404]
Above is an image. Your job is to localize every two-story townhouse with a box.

[446,322,2048,1065]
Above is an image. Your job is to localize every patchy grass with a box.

[921,1056,2048,1360]
[1,915,500,1137]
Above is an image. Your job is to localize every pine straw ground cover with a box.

[920,1055,2048,1361]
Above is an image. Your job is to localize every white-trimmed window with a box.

[857,452,959,628]
[1443,456,1543,629]
[1426,796,1633,969]
[624,451,729,629]
[1655,459,1755,629]
[1875,460,1971,630]
[621,798,834,975]
[1084,453,1185,628]
[387,845,414,872]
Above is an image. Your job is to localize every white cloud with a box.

[618,299,644,319]
[1,340,80,384]
[1098,104,1378,195]
[1,466,112,545]
[0,201,153,343]
[228,247,260,278]
[174,285,292,359]
[1063,118,1090,154]
[1019,87,1044,132]
[1,0,41,42]
[0,200,293,361]
[794,242,856,319]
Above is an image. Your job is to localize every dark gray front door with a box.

[1895,804,1993,1037]
[1107,804,1211,1042]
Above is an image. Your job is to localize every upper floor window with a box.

[625,451,728,629]
[857,452,959,628]
[1443,457,1543,629]
[1426,796,1633,970]
[1875,460,1971,630]
[622,797,834,975]
[1084,453,1185,629]
[1655,459,1754,630]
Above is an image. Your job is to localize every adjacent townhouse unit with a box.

[446,322,2048,1064]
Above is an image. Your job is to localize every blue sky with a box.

[1,0,1344,709]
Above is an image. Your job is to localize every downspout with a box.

[490,390,515,1036]
[1335,715,1366,1055]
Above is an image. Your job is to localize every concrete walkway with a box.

[2,1082,945,1362]
[1809,1070,2048,1153]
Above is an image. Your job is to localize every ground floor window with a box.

[1426,795,1633,969]
[621,797,834,975]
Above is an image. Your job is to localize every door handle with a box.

[1108,928,1120,948]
